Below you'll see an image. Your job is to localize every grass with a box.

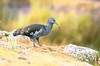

[1,0,100,51]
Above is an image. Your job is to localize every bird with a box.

[13,18,60,47]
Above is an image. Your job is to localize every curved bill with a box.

[55,22,60,29]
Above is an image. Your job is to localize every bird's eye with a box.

[53,19,55,22]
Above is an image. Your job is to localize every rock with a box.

[8,29,17,37]
[83,62,93,66]
[0,30,9,39]
[0,41,8,48]
[0,41,12,49]
[63,44,99,64]
[8,30,32,43]
[98,58,100,65]
[0,30,34,45]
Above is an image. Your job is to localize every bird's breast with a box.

[42,28,51,36]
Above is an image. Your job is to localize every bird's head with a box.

[48,18,56,24]
[48,18,60,29]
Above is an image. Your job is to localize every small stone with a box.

[18,57,27,60]
[27,62,31,64]
[0,58,7,63]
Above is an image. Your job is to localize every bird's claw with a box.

[33,43,42,48]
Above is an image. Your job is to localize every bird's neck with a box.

[46,23,53,33]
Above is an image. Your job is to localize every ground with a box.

[0,44,92,66]
[0,35,96,66]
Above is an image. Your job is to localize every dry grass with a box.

[0,38,91,66]
[0,46,89,66]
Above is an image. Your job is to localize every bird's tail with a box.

[13,28,22,36]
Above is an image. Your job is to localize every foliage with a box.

[1,0,100,51]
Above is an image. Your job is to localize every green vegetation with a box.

[1,0,100,51]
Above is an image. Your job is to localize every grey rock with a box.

[63,44,99,64]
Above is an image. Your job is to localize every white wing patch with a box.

[26,28,30,33]
[30,32,34,35]
[32,28,44,38]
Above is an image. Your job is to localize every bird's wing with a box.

[23,24,46,36]
[13,24,46,37]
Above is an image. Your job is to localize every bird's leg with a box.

[30,38,36,47]
[31,38,41,47]
[36,38,41,46]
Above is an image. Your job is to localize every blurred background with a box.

[0,0,100,51]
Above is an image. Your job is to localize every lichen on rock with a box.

[63,44,99,64]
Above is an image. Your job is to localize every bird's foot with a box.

[33,43,42,48]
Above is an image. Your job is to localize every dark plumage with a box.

[13,18,60,46]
